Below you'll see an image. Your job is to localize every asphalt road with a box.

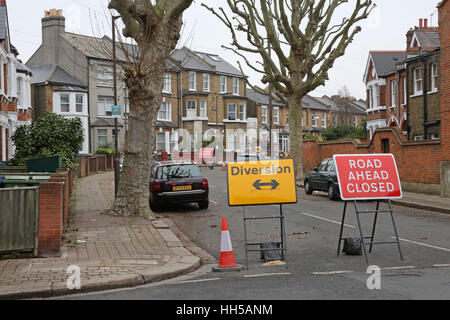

[64,167,450,300]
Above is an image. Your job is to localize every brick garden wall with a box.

[38,169,75,256]
[439,0,450,161]
[303,127,442,190]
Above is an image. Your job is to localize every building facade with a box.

[0,0,33,162]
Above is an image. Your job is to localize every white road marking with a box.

[390,237,450,252]
[209,200,218,205]
[433,264,450,267]
[174,277,221,284]
[297,212,450,253]
[300,212,356,229]
[381,266,416,270]
[312,270,353,275]
[243,272,292,278]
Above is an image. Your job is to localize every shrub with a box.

[95,148,115,155]
[11,113,84,169]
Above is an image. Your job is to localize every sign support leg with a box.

[337,201,348,256]
[369,201,380,253]
[388,200,404,261]
[354,201,369,263]
[243,206,249,270]
[280,204,287,260]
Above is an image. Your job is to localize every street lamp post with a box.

[112,15,120,197]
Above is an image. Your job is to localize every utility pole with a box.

[268,41,273,158]
[112,15,120,197]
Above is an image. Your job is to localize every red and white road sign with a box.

[333,154,402,201]
[200,148,214,159]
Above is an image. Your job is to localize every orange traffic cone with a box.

[221,161,227,171]
[212,217,243,272]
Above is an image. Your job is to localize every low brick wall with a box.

[38,169,75,257]
[77,155,114,178]
[303,127,442,194]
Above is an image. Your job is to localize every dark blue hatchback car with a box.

[304,158,340,200]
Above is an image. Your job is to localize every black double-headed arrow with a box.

[253,179,280,190]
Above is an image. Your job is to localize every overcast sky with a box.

[8,0,440,100]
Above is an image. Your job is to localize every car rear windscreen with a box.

[157,165,203,179]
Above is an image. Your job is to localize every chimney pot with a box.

[424,18,428,28]
[419,18,423,28]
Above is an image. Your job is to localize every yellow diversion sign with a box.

[227,159,297,206]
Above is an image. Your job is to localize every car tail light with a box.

[202,178,209,189]
[151,181,161,191]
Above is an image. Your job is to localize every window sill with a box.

[182,117,208,121]
[410,92,423,98]
[427,89,438,95]
[223,119,247,123]
[157,119,172,122]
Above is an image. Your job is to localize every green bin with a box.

[27,156,62,173]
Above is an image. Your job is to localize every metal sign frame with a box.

[337,200,403,263]
[242,204,287,270]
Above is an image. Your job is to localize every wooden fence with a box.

[77,155,114,178]
[0,187,39,255]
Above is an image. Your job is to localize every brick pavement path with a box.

[0,172,200,299]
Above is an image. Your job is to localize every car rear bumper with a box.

[152,189,209,204]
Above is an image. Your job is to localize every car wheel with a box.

[328,184,337,201]
[304,181,313,195]
[198,200,209,210]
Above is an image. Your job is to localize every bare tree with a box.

[107,0,194,218]
[203,0,374,180]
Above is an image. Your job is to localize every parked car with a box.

[149,160,209,210]
[304,158,340,200]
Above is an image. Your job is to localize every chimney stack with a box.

[41,9,65,65]
[424,18,428,29]
[419,18,423,28]
[0,0,6,7]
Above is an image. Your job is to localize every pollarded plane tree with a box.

[202,0,375,180]
[107,0,194,218]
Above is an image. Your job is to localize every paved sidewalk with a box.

[0,172,201,299]
[296,181,450,214]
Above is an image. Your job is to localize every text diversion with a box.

[345,159,395,194]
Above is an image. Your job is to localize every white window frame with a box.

[228,104,237,121]
[261,106,268,124]
[232,78,239,96]
[390,80,396,108]
[202,73,210,92]
[162,73,171,94]
[199,100,207,118]
[403,76,407,105]
[98,96,114,116]
[353,116,358,127]
[273,107,279,125]
[60,94,70,113]
[220,76,227,93]
[97,129,108,147]
[239,104,246,121]
[76,94,84,113]
[413,67,423,95]
[186,100,197,118]
[156,132,166,151]
[158,102,172,122]
[312,112,318,127]
[431,63,438,91]
[16,78,22,106]
[188,71,196,91]
[321,113,326,127]
[97,65,114,87]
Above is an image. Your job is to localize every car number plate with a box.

[173,185,192,191]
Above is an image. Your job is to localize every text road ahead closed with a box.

[333,154,402,201]
[227,159,297,206]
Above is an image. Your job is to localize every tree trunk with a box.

[109,73,162,219]
[288,94,304,182]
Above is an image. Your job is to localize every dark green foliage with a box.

[95,148,115,155]
[11,113,84,169]
[322,123,367,141]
